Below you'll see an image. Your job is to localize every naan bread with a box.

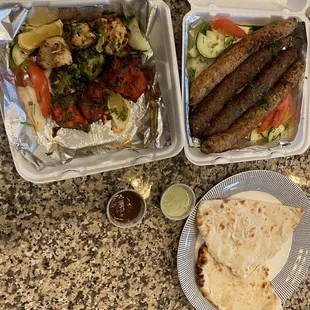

[196,244,283,310]
[197,199,304,278]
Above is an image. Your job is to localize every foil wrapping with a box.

[183,16,307,152]
[0,0,171,169]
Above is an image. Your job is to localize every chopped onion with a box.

[17,86,46,131]
[44,68,54,95]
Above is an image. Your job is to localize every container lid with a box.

[188,0,309,14]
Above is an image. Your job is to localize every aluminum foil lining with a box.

[183,15,307,152]
[0,0,171,169]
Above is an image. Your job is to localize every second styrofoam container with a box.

[182,0,310,166]
[0,0,185,183]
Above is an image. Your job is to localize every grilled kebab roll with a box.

[200,60,305,154]
[190,19,298,106]
[204,47,298,136]
[189,36,291,137]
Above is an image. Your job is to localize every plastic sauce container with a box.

[107,189,146,228]
[160,184,196,220]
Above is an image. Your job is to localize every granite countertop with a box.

[1,1,310,309]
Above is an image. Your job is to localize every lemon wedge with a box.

[26,6,59,27]
[127,17,148,52]
[18,19,63,50]
[107,92,131,134]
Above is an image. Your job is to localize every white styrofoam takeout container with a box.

[182,0,310,166]
[0,0,185,183]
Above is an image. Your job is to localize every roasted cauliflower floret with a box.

[37,36,72,69]
[91,17,130,55]
[64,23,97,50]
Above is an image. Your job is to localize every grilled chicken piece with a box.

[78,97,108,123]
[84,82,106,104]
[103,57,147,102]
[52,95,89,131]
[91,17,129,55]
[77,82,109,123]
[37,36,72,69]
[64,23,97,50]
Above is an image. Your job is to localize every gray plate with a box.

[177,170,310,310]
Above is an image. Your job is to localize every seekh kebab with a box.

[190,19,298,106]
[189,36,291,137]
[201,61,305,154]
[204,47,298,136]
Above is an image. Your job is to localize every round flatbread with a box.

[196,244,283,310]
[197,199,304,278]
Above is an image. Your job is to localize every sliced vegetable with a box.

[127,17,148,51]
[27,61,52,118]
[211,18,248,38]
[260,128,270,139]
[258,110,277,133]
[188,46,199,58]
[249,128,265,142]
[196,32,226,59]
[239,25,253,35]
[258,93,292,133]
[12,44,33,67]
[282,100,296,126]
[17,86,46,131]
[205,29,235,48]
[271,94,291,128]
[188,22,210,50]
[187,56,214,80]
[268,125,286,142]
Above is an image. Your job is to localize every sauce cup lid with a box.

[160,184,196,221]
[106,189,147,228]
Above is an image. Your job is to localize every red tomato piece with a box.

[212,18,247,38]
[271,94,291,128]
[27,61,52,118]
[284,96,296,121]
[258,110,276,133]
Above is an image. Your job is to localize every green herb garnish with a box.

[118,106,128,121]
[20,121,32,127]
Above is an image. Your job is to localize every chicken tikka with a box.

[12,15,149,133]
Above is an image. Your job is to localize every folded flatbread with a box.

[197,199,304,278]
[196,244,283,310]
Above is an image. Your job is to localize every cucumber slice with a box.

[205,30,220,41]
[238,25,253,34]
[268,125,286,142]
[249,128,265,142]
[189,29,197,49]
[188,46,199,58]
[189,22,210,49]
[224,36,236,47]
[196,32,226,59]
[12,44,33,66]
[127,17,148,52]
[260,128,270,139]
[187,56,213,79]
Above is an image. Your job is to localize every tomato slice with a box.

[212,19,247,38]
[27,61,51,118]
[271,94,291,128]
[258,110,276,133]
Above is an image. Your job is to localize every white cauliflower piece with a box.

[37,36,72,69]
[64,23,97,50]
[91,17,130,55]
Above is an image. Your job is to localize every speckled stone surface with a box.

[1,1,310,310]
